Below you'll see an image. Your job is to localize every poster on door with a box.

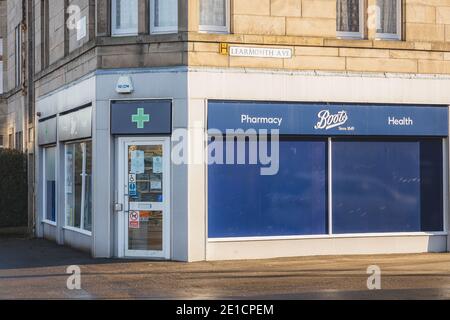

[131,150,145,174]
[128,174,137,198]
[153,156,163,174]
[129,211,140,229]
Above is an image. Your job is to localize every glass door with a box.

[122,138,170,258]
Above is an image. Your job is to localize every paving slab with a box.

[0,238,449,300]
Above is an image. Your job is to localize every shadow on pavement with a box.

[0,237,132,269]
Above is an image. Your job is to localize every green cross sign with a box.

[132,108,150,129]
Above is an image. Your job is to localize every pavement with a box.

[0,237,449,300]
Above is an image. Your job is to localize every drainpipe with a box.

[21,0,35,235]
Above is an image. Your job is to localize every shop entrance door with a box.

[117,137,170,259]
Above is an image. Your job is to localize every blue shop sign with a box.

[111,100,172,135]
[208,101,449,137]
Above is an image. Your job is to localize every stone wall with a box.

[188,0,450,74]
[31,0,450,99]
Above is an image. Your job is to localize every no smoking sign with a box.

[129,211,140,229]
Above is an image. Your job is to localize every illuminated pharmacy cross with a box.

[132,108,150,129]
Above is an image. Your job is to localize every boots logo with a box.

[314,110,349,130]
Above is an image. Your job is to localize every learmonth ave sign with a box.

[229,46,292,59]
[208,101,449,137]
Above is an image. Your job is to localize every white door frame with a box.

[117,136,171,259]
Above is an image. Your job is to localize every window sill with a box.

[150,29,178,35]
[374,36,402,41]
[63,226,92,237]
[111,32,139,37]
[198,28,230,35]
[42,219,57,227]
[208,231,448,243]
[336,32,364,40]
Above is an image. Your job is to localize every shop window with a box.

[199,0,230,33]
[111,0,138,36]
[332,139,443,234]
[150,0,178,34]
[208,138,328,238]
[336,0,364,39]
[65,141,92,232]
[375,0,402,40]
[43,146,56,223]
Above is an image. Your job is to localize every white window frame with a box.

[150,0,178,34]
[42,145,57,226]
[336,0,365,39]
[375,0,402,41]
[64,140,92,235]
[198,0,231,34]
[111,0,139,36]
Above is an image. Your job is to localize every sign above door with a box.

[111,100,172,135]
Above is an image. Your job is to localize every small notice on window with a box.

[153,156,163,174]
[151,180,162,191]
[129,211,140,229]
[65,153,73,194]
[128,174,137,197]
[131,150,145,174]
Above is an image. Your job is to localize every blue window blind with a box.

[419,140,444,232]
[44,147,56,222]
[332,139,443,234]
[208,138,328,238]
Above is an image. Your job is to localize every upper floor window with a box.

[336,0,364,39]
[199,0,230,33]
[375,0,401,40]
[112,0,138,36]
[0,59,3,94]
[15,131,23,151]
[150,0,178,34]
[40,0,50,69]
[15,25,22,88]
[0,39,3,94]
[8,133,13,149]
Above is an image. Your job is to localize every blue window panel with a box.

[46,181,56,222]
[208,138,328,238]
[332,139,443,234]
[419,140,444,232]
